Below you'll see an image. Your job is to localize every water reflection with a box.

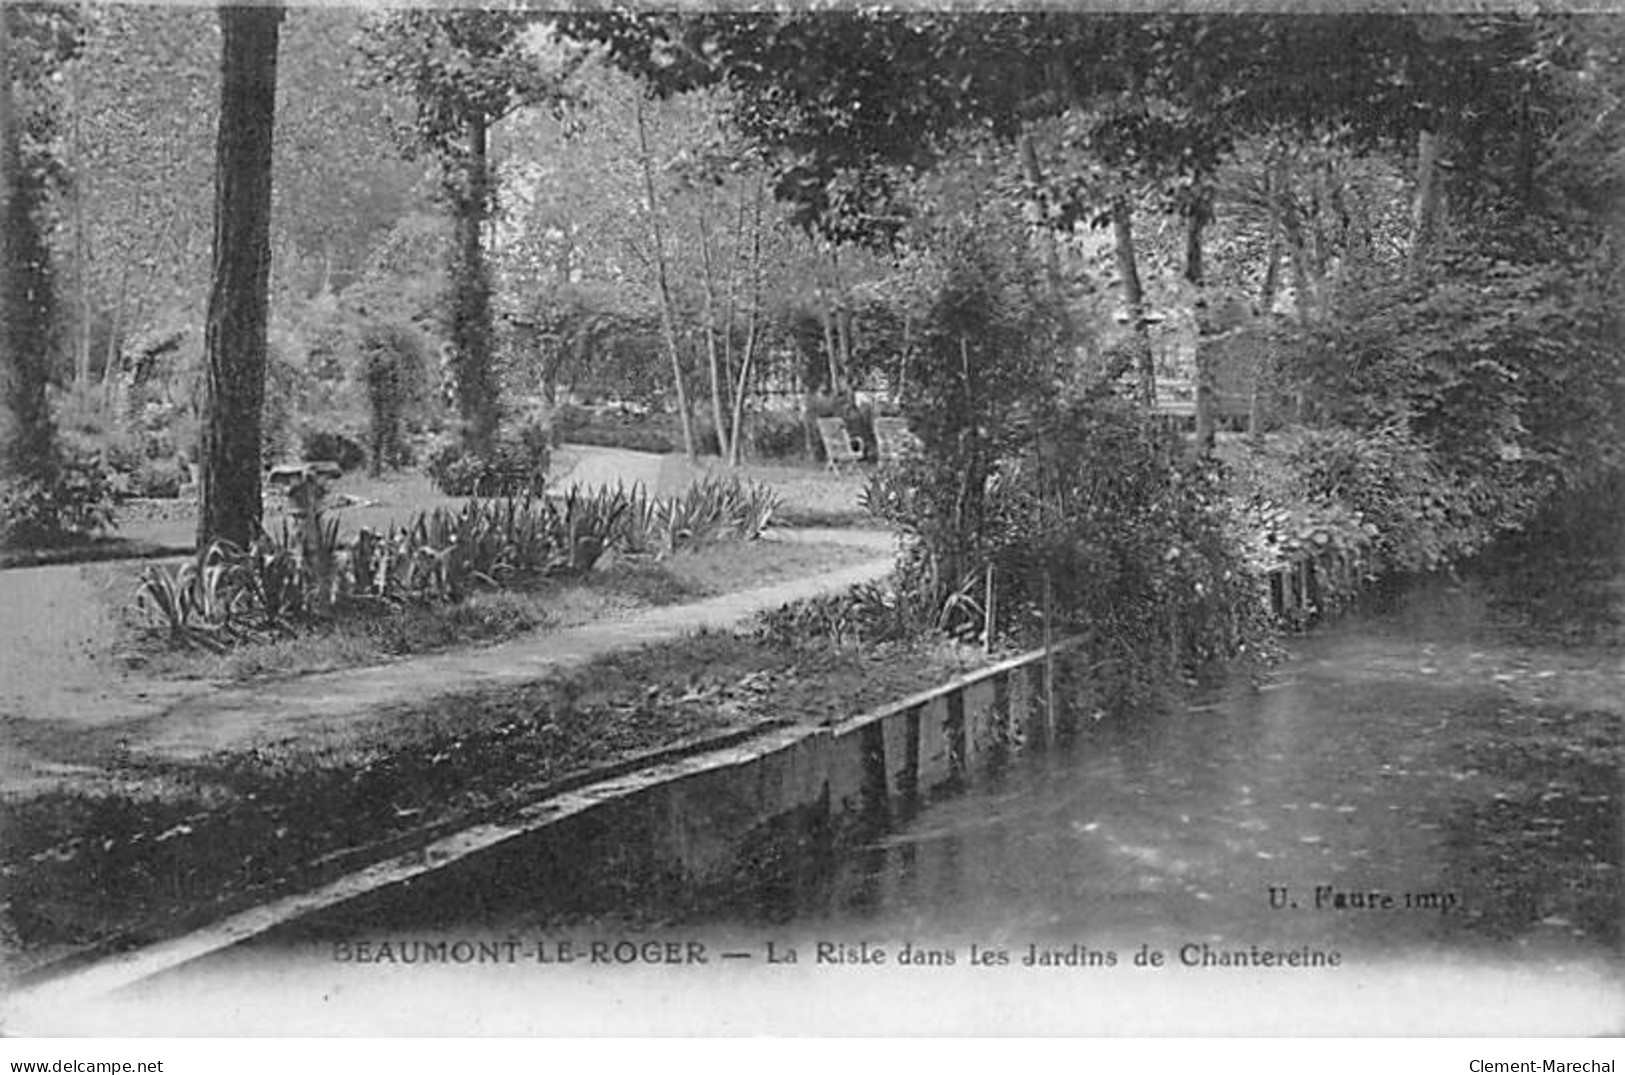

[712,574,1622,968]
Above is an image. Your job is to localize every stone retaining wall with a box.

[323,639,1096,927]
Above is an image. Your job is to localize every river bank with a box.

[11,543,1617,1037]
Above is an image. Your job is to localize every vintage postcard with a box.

[0,3,1620,1039]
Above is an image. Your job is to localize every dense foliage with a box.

[852,215,1276,709]
[134,473,780,647]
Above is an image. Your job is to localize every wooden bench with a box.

[872,416,919,465]
[815,417,866,475]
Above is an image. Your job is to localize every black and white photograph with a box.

[0,2,1621,1044]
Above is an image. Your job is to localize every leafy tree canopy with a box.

[559,12,1618,247]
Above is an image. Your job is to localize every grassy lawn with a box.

[109,451,880,552]
[714,458,876,528]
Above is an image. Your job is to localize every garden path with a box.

[0,527,893,796]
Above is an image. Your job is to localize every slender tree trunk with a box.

[197,3,282,550]
[633,93,694,459]
[896,310,911,407]
[1020,132,1065,300]
[1277,154,1317,421]
[727,173,766,468]
[720,180,746,421]
[1308,161,1331,283]
[448,109,499,454]
[817,282,839,395]
[697,199,729,460]
[1187,192,1216,456]
[830,247,855,402]
[101,269,128,398]
[1277,153,1316,322]
[838,303,856,395]
[1253,162,1282,441]
[102,203,178,397]
[1515,96,1536,209]
[1111,195,1154,407]
[1259,170,1282,316]
[1409,128,1443,274]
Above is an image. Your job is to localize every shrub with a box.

[1229,423,1495,576]
[753,581,914,648]
[300,428,368,473]
[128,457,186,499]
[552,484,630,573]
[357,316,433,475]
[425,439,481,497]
[549,403,702,455]
[599,474,781,556]
[0,448,119,549]
[748,409,807,461]
[550,402,589,443]
[1,477,63,549]
[507,407,553,470]
[864,211,1061,629]
[559,419,675,454]
[134,541,254,644]
[977,398,1272,693]
[425,430,550,498]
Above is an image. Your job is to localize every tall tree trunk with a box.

[448,109,498,454]
[1187,192,1216,456]
[1111,195,1154,407]
[1,2,18,471]
[1,2,58,499]
[68,48,91,388]
[633,93,694,460]
[197,3,281,550]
